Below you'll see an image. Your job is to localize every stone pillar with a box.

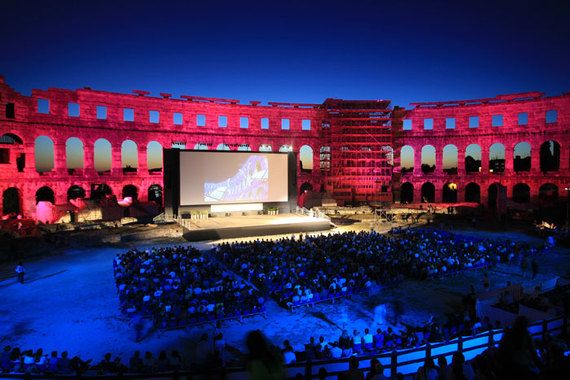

[457,148,465,176]
[112,146,122,176]
[435,184,443,203]
[435,148,444,175]
[481,146,489,174]
[414,185,422,203]
[83,144,96,175]
[560,145,569,171]
[138,149,148,173]
[54,142,67,174]
[531,145,540,172]
[413,147,422,175]
[504,144,514,173]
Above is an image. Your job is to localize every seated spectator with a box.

[128,351,143,373]
[282,340,296,365]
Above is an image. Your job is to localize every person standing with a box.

[15,262,25,284]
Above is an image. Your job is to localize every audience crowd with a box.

[113,246,265,328]
[215,229,536,308]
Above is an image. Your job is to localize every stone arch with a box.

[400,145,414,174]
[121,139,138,171]
[279,145,293,152]
[539,140,560,172]
[489,143,505,173]
[421,145,436,173]
[147,141,163,172]
[34,135,54,172]
[94,138,112,172]
[442,182,458,203]
[65,137,84,170]
[148,184,163,205]
[237,144,251,151]
[442,144,458,174]
[2,187,21,215]
[67,185,86,201]
[512,183,530,203]
[487,183,506,210]
[194,143,208,150]
[299,145,313,171]
[122,184,138,201]
[1,133,24,145]
[258,144,272,152]
[90,183,113,201]
[421,182,435,203]
[36,186,55,204]
[538,183,558,202]
[1,133,25,172]
[465,144,482,173]
[465,182,480,203]
[513,142,531,172]
[217,143,230,151]
[400,182,414,204]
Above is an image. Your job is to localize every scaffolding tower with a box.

[323,99,396,205]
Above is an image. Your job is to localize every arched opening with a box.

[34,135,54,172]
[421,145,436,173]
[1,133,25,172]
[512,183,530,203]
[539,141,560,172]
[148,184,163,205]
[259,144,272,152]
[400,182,414,204]
[299,145,313,172]
[194,143,208,150]
[2,187,21,215]
[400,145,414,174]
[147,141,163,172]
[442,144,458,174]
[421,182,435,203]
[90,183,113,201]
[465,183,480,203]
[513,142,531,172]
[237,144,251,151]
[121,140,138,172]
[67,185,86,201]
[65,137,84,171]
[487,183,506,211]
[300,182,313,193]
[217,143,230,151]
[465,144,482,173]
[94,138,112,173]
[489,143,505,173]
[539,183,558,202]
[36,186,55,204]
[122,185,139,201]
[442,183,458,203]
[279,145,293,152]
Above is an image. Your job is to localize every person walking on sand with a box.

[15,262,25,284]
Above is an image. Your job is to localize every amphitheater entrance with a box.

[442,183,457,203]
[538,183,558,202]
[540,141,560,172]
[512,183,531,203]
[67,185,86,201]
[122,185,139,201]
[148,184,163,205]
[2,187,21,215]
[400,182,413,204]
[90,183,112,201]
[36,186,55,204]
[487,183,506,212]
[421,182,435,203]
[465,183,480,203]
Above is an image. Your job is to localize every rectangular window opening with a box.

[445,118,455,129]
[518,112,528,125]
[5,103,15,119]
[261,118,269,130]
[302,119,311,130]
[403,119,412,130]
[281,118,290,130]
[37,98,50,114]
[240,116,249,129]
[469,116,479,128]
[0,148,9,164]
[68,102,80,117]
[492,114,503,127]
[546,110,557,123]
[218,115,227,128]
[197,114,206,127]
[123,108,135,122]
[96,106,107,120]
[173,112,183,125]
[149,110,160,123]
[423,118,433,130]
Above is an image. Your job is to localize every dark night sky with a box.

[1,0,569,108]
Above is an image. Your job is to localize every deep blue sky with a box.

[1,0,569,108]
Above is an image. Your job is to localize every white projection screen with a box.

[179,151,289,206]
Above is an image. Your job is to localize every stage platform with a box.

[178,213,332,241]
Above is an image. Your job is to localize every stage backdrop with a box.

[179,151,289,206]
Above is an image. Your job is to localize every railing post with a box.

[542,319,548,342]
[390,350,398,379]
[457,336,463,354]
[425,342,431,359]
[488,329,494,349]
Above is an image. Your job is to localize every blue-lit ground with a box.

[0,229,568,365]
